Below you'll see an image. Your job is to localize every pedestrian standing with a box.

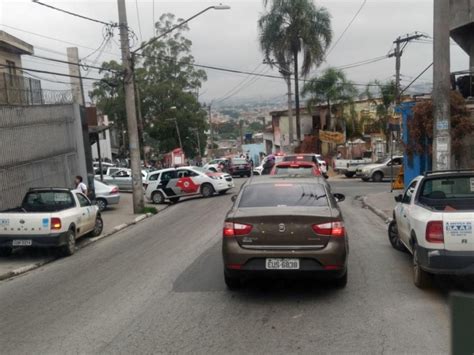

[74,176,88,196]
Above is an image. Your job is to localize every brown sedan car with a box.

[222,176,348,289]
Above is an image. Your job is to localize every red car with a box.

[270,161,322,177]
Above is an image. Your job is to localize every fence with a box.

[0,104,87,211]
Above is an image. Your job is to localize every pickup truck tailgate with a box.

[443,213,474,251]
[0,214,52,235]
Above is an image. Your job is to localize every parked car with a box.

[228,158,252,177]
[93,162,116,175]
[389,170,474,288]
[0,188,103,257]
[203,159,228,172]
[334,157,373,178]
[356,156,403,182]
[145,166,234,204]
[222,176,348,289]
[270,161,322,177]
[98,168,147,191]
[283,154,328,178]
[94,179,120,211]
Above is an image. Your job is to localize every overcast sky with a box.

[0,0,470,105]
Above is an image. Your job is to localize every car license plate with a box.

[239,165,244,169]
[266,258,299,270]
[12,240,32,246]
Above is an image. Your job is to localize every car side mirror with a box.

[333,193,345,202]
[394,194,403,203]
[231,195,238,202]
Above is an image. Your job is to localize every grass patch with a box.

[141,206,158,215]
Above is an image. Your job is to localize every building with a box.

[0,30,42,105]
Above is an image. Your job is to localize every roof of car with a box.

[248,175,327,185]
[422,170,474,178]
[28,187,71,192]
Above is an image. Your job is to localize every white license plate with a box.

[12,240,32,246]
[265,258,300,270]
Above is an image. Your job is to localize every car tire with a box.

[372,172,383,182]
[388,220,407,252]
[91,216,104,237]
[96,198,107,212]
[332,270,348,288]
[169,197,180,204]
[152,191,165,204]
[60,229,76,257]
[413,245,431,289]
[0,247,13,257]
[224,272,242,290]
[201,183,215,198]
[345,172,355,178]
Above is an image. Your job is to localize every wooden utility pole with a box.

[117,0,144,213]
[432,0,451,170]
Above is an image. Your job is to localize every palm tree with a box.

[258,0,332,142]
[302,67,358,131]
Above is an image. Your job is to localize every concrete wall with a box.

[0,104,87,210]
[0,49,22,75]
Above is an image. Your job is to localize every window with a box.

[148,173,159,181]
[178,170,199,178]
[239,183,329,208]
[390,158,402,166]
[22,191,75,212]
[402,181,417,204]
[274,166,314,175]
[115,170,130,178]
[419,175,474,211]
[161,170,177,182]
[6,60,16,78]
[76,193,91,207]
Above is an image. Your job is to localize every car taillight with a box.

[51,217,62,230]
[426,221,444,243]
[111,187,119,194]
[312,221,345,237]
[223,222,253,237]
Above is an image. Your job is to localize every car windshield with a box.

[274,166,314,175]
[375,157,390,164]
[232,159,247,164]
[22,191,75,212]
[239,183,328,208]
[283,155,312,162]
[419,175,474,211]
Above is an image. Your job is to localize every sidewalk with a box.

[363,190,400,222]
[0,193,167,280]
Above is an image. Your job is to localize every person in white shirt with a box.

[74,175,88,196]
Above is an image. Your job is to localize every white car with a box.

[389,170,474,288]
[253,155,285,175]
[203,159,227,172]
[96,168,147,191]
[145,166,234,204]
[94,180,120,211]
[0,188,103,257]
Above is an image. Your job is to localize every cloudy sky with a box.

[0,0,470,105]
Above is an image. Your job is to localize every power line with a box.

[325,0,367,59]
[32,0,117,27]
[29,54,120,73]
[0,64,103,81]
[135,0,144,42]
[214,63,264,102]
[400,62,433,95]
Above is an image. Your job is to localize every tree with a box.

[302,67,357,132]
[259,0,332,142]
[364,80,397,148]
[90,14,209,159]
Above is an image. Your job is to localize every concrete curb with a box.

[362,196,392,224]
[0,210,163,281]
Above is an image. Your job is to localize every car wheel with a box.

[201,183,215,198]
[96,198,107,212]
[413,245,431,288]
[169,197,180,204]
[372,172,383,182]
[0,247,13,257]
[224,272,242,290]
[388,220,407,252]
[152,191,165,204]
[60,229,76,257]
[332,270,348,288]
[91,216,104,237]
[345,172,355,178]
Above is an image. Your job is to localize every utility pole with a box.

[432,0,451,170]
[208,105,214,158]
[285,77,294,152]
[168,118,183,150]
[390,32,428,103]
[239,119,244,146]
[117,0,144,213]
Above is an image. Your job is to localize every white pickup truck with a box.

[389,171,474,288]
[0,188,103,257]
[334,157,373,178]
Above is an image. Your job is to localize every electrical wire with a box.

[135,0,144,43]
[214,63,264,102]
[400,62,433,95]
[325,0,367,59]
[0,64,103,81]
[32,0,117,26]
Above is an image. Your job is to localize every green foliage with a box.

[89,13,208,159]
[248,121,264,133]
[142,206,158,215]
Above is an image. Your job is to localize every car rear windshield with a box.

[274,166,313,175]
[232,159,247,164]
[419,176,474,211]
[22,191,75,212]
[239,183,328,208]
[283,155,312,162]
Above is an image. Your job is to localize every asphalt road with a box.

[0,178,450,354]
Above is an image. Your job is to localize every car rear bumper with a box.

[418,246,474,275]
[229,169,251,175]
[0,232,70,248]
[223,238,347,278]
[103,194,120,205]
